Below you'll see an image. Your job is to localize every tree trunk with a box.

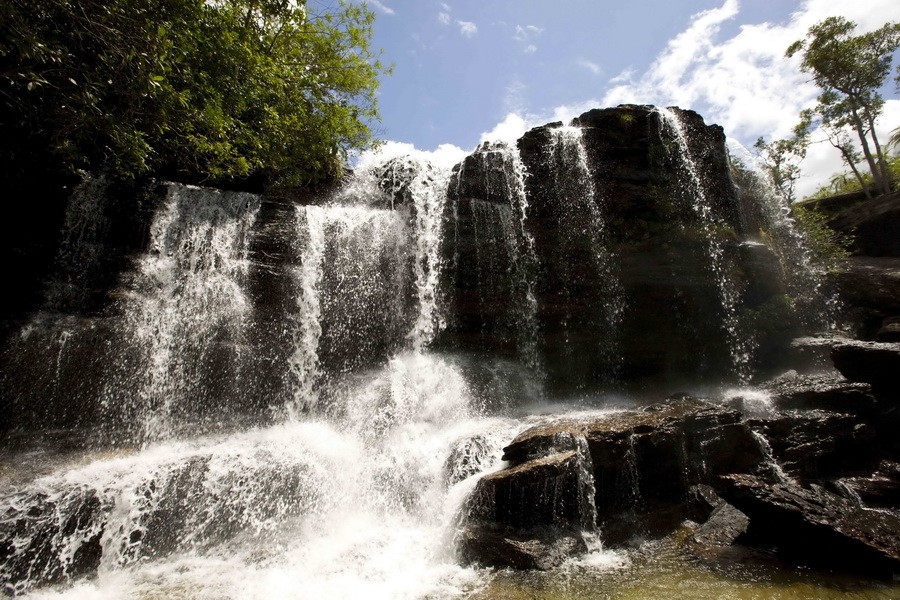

[832,140,872,199]
[850,107,889,196]
[864,109,893,193]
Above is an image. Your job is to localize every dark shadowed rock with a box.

[457,526,587,570]
[876,316,900,342]
[719,474,900,576]
[831,339,900,396]
[468,450,582,531]
[749,410,877,482]
[828,191,900,257]
[835,257,900,316]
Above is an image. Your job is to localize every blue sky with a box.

[359,0,900,196]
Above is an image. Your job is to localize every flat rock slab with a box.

[719,474,900,577]
[763,371,875,414]
[458,526,587,570]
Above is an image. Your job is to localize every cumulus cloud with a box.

[597,0,900,196]
[524,44,537,54]
[457,20,478,37]
[438,12,450,25]
[355,141,468,170]
[480,113,529,144]
[366,0,394,15]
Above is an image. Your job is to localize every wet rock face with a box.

[457,526,587,570]
[441,105,796,391]
[719,474,900,577]
[762,371,876,414]
[370,156,440,209]
[463,396,767,560]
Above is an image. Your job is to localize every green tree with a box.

[787,17,900,197]
[754,119,810,203]
[0,0,388,191]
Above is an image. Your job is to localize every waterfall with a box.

[548,127,624,379]
[288,206,326,416]
[448,143,543,376]
[0,353,525,599]
[574,435,601,551]
[106,183,261,443]
[407,163,451,352]
[286,205,413,416]
[731,157,839,330]
[750,430,793,484]
[655,108,754,383]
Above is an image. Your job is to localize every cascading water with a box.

[105,184,261,443]
[3,105,883,599]
[655,108,754,383]
[447,143,543,376]
[548,127,624,380]
[287,204,412,416]
[730,157,839,330]
[406,163,451,352]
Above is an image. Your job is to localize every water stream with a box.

[655,108,754,383]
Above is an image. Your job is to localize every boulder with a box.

[457,525,587,570]
[719,474,900,577]
[467,450,582,531]
[471,397,767,548]
[689,501,749,550]
[831,339,900,396]
[749,410,877,482]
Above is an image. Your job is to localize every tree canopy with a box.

[785,16,900,197]
[0,0,388,192]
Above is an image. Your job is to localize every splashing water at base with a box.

[1,353,527,600]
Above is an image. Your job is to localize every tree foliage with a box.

[753,119,810,204]
[0,0,388,191]
[786,17,900,198]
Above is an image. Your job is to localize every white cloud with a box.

[597,0,900,195]
[457,20,478,37]
[438,12,450,25]
[578,59,602,75]
[514,24,544,41]
[609,68,635,84]
[480,113,529,144]
[513,23,543,53]
[440,2,451,11]
[366,0,394,15]
[355,141,468,171]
